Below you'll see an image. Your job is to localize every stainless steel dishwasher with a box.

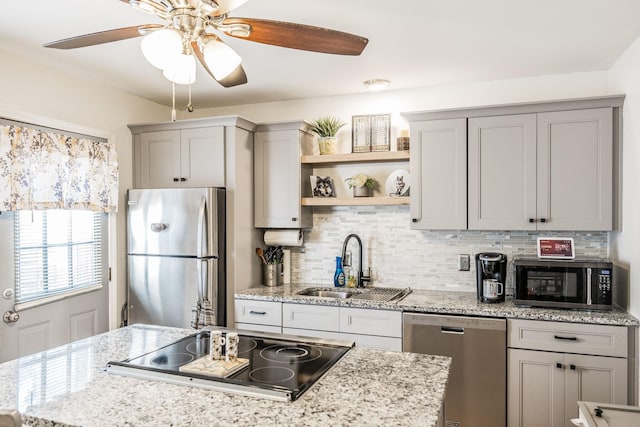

[403,313,506,427]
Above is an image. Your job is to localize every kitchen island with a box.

[0,324,451,427]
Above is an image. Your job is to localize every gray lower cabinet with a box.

[469,108,613,231]
[507,320,628,427]
[409,118,467,230]
[254,121,314,228]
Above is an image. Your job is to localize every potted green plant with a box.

[308,116,346,155]
[345,173,376,197]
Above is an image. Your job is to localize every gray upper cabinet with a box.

[469,108,613,231]
[468,114,537,230]
[134,126,225,188]
[254,121,313,229]
[536,108,613,231]
[409,118,467,230]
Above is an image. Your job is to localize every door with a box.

[0,211,108,363]
[563,354,627,424]
[127,188,220,258]
[469,114,537,230]
[254,129,304,228]
[181,127,225,187]
[128,256,218,328]
[410,118,467,229]
[508,348,565,427]
[536,108,613,231]
[139,130,182,188]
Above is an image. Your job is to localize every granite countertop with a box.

[235,284,639,326]
[0,324,451,427]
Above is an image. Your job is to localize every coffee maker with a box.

[476,253,507,303]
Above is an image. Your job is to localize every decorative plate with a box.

[385,169,410,197]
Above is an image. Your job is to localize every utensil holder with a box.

[262,263,283,287]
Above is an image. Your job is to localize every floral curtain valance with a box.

[0,123,119,213]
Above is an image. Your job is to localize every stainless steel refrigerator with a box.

[126,188,226,328]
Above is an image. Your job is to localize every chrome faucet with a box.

[341,233,371,288]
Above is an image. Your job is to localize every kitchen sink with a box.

[297,289,355,299]
[297,287,411,302]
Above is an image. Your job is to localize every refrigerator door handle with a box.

[197,196,207,258]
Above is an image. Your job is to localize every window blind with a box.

[14,210,103,304]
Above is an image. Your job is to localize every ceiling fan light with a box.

[203,39,242,80]
[162,53,197,85]
[141,28,183,70]
[215,0,250,14]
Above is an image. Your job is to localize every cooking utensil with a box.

[256,247,267,264]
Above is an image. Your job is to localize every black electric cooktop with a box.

[107,329,353,401]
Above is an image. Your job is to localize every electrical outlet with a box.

[458,254,470,271]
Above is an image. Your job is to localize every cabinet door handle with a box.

[529,218,537,223]
[556,363,564,369]
[291,217,297,222]
[180,177,187,182]
[173,178,179,182]
[249,310,267,315]
[540,218,547,223]
[570,364,577,371]
[554,335,578,341]
[412,218,418,223]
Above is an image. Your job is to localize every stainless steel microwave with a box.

[514,259,613,310]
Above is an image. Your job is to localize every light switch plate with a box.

[458,254,470,271]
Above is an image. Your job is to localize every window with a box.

[14,210,106,306]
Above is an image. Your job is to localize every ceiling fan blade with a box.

[43,24,163,49]
[190,40,247,88]
[221,18,368,56]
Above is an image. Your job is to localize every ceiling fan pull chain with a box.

[187,84,194,113]
[171,81,177,122]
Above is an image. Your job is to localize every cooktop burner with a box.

[107,330,353,401]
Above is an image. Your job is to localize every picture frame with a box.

[370,114,391,152]
[537,237,575,259]
[310,176,336,198]
[351,113,391,153]
[351,115,371,153]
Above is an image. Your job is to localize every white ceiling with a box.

[1,0,640,109]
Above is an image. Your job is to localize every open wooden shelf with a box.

[301,196,410,206]
[301,151,410,164]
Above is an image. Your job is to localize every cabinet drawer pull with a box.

[540,218,547,223]
[412,218,418,223]
[173,177,179,182]
[291,217,297,222]
[529,218,536,223]
[570,364,576,371]
[180,177,187,182]
[554,335,578,341]
[556,363,564,369]
[249,310,267,315]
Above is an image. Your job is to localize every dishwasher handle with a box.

[441,326,465,334]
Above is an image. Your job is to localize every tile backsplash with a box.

[289,206,609,293]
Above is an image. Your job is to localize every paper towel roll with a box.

[264,230,303,247]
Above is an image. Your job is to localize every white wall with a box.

[609,35,640,320]
[0,49,170,330]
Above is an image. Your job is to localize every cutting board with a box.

[179,356,249,378]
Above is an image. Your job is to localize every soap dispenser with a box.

[333,256,345,287]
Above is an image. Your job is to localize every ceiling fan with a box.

[43,0,369,88]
